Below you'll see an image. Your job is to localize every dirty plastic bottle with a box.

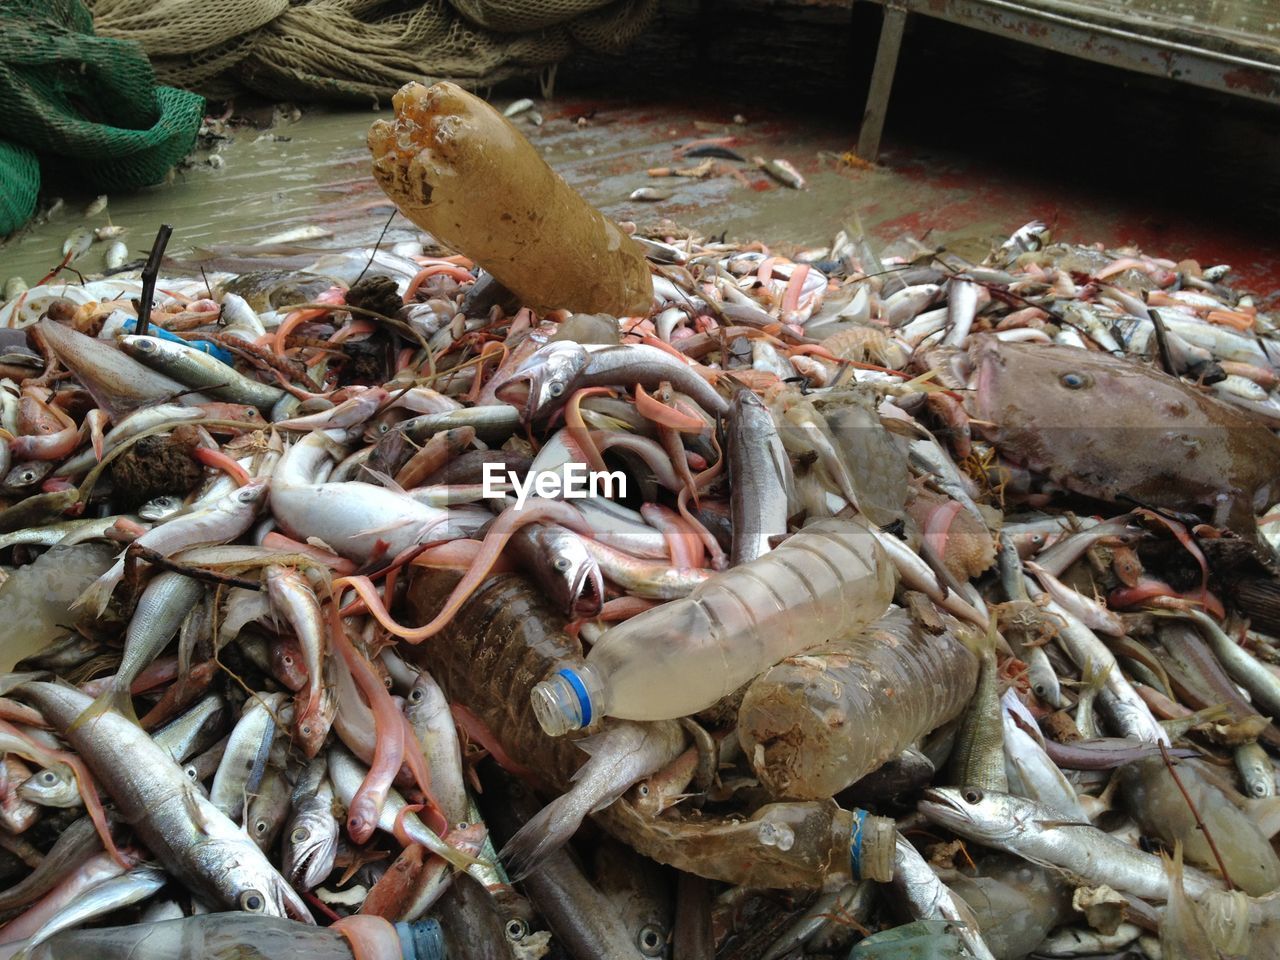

[368,81,654,316]
[531,519,895,735]
[737,607,979,800]
[404,567,895,890]
[28,913,445,959]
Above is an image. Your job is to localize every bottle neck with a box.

[530,662,606,736]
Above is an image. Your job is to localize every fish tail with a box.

[1079,657,1111,694]
[68,683,136,733]
[956,616,998,659]
[497,797,572,880]
[72,571,118,618]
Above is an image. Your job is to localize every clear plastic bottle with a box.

[531,519,895,734]
[737,608,979,800]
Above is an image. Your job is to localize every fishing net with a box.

[0,0,205,232]
[0,141,40,236]
[84,0,660,102]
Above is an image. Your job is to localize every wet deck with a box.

[2,3,1277,297]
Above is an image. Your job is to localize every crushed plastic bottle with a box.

[531,519,895,734]
[737,607,979,799]
[369,81,654,316]
[0,542,115,671]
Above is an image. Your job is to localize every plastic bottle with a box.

[368,81,654,316]
[737,607,979,800]
[403,566,895,890]
[530,519,895,735]
[28,913,445,960]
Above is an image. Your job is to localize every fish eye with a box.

[1253,783,1268,797]
[547,381,565,398]
[282,655,293,666]
[553,557,571,572]
[239,889,267,912]
[185,766,199,781]
[40,771,57,784]
[1059,372,1091,389]
[409,688,424,703]
[636,784,650,798]
[455,822,469,831]
[962,788,984,804]
[505,919,529,942]
[290,827,309,844]
[1033,684,1047,696]
[638,924,665,956]
[254,820,268,835]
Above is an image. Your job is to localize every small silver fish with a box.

[629,187,673,202]
[94,224,125,241]
[61,227,94,260]
[103,240,128,271]
[503,98,535,118]
[83,194,108,217]
[253,225,332,246]
[1235,742,1276,799]
[2,277,27,302]
[754,157,806,190]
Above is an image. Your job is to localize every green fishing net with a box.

[0,0,205,234]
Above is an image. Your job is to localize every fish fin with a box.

[70,577,112,617]
[67,683,136,733]
[359,465,408,495]
[497,796,576,881]
[570,730,617,765]
[440,840,485,875]
[1247,796,1280,839]
[1079,657,1111,694]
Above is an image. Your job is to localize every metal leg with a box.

[857,3,908,162]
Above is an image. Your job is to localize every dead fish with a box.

[103,241,128,271]
[499,720,686,879]
[683,145,745,161]
[3,277,27,302]
[94,225,125,241]
[630,188,673,202]
[61,228,94,260]
[34,319,193,422]
[970,336,1280,535]
[754,157,806,190]
[503,99,535,118]
[253,225,333,246]
[83,195,108,217]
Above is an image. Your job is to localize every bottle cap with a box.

[395,919,446,960]
[850,808,895,883]
[530,667,591,736]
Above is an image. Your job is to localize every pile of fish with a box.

[0,215,1278,960]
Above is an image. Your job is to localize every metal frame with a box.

[857,0,1280,161]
